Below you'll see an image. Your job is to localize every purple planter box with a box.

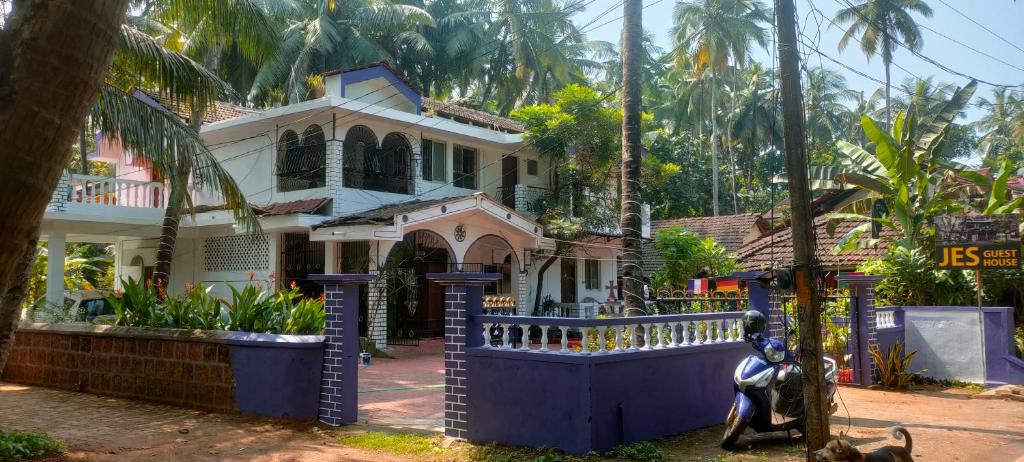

[466,342,750,455]
[227,332,325,419]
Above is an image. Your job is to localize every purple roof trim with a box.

[340,66,422,114]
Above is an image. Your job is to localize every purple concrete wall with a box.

[982,307,1024,385]
[874,306,1022,386]
[228,333,325,419]
[466,343,750,455]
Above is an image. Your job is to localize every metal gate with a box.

[823,291,860,385]
[778,292,862,385]
[281,233,325,297]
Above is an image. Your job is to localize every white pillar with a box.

[46,233,66,307]
[324,241,337,274]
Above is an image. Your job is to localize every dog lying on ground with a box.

[813,426,914,462]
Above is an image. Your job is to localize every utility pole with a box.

[620,0,645,312]
[775,0,831,457]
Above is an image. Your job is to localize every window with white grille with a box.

[203,234,270,272]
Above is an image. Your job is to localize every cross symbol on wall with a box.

[605,280,618,302]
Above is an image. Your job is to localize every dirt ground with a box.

[1,381,1022,461]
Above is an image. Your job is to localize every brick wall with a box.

[443,284,469,439]
[3,326,235,412]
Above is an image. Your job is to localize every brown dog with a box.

[813,426,914,462]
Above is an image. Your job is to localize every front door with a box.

[560,258,577,303]
[501,156,518,208]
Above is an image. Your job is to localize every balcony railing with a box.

[495,184,549,215]
[49,172,166,213]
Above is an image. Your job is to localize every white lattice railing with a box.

[57,173,166,210]
[474,312,747,355]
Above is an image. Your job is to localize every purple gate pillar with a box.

[836,274,882,386]
[427,272,500,439]
[735,271,771,317]
[310,274,375,426]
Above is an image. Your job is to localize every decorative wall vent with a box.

[204,234,270,272]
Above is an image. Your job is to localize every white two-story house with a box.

[40,62,648,349]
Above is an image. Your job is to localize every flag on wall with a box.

[715,279,739,294]
[688,279,709,294]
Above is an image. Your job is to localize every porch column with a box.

[367,241,396,352]
[837,274,882,386]
[517,270,528,315]
[46,233,66,307]
[324,242,337,274]
[427,272,501,440]
[310,273,375,426]
[326,139,343,217]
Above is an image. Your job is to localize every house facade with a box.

[40,63,648,350]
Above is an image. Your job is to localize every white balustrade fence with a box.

[475,312,747,356]
[61,173,165,209]
[876,310,897,328]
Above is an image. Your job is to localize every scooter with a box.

[721,311,838,450]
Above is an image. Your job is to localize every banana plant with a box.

[826,81,978,253]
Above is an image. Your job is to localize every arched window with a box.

[343,125,378,189]
[379,133,412,194]
[277,125,326,192]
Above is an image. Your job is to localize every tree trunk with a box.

[0,0,129,372]
[710,71,720,216]
[884,61,892,129]
[619,0,645,312]
[775,0,830,457]
[726,99,739,214]
[532,256,557,315]
[152,45,222,293]
[80,123,89,174]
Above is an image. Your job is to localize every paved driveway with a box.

[357,339,445,431]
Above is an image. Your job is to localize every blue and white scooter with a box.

[721,310,839,450]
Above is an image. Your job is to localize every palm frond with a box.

[92,85,260,233]
[113,25,238,109]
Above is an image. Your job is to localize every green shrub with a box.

[105,278,325,335]
[869,341,918,389]
[859,248,975,306]
[607,441,665,461]
[0,427,64,461]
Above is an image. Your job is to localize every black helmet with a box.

[741,310,767,340]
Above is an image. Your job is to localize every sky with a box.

[573,0,1024,126]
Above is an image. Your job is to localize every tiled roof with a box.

[136,90,256,125]
[190,198,330,217]
[734,215,896,271]
[314,197,466,229]
[650,213,763,252]
[422,97,525,134]
[252,198,330,217]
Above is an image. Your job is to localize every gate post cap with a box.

[426,272,501,286]
[309,274,376,284]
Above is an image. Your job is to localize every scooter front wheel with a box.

[721,404,747,450]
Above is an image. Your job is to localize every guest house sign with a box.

[935,214,1022,270]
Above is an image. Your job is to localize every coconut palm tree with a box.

[478,0,591,114]
[974,87,1023,163]
[672,0,769,215]
[250,0,435,105]
[729,62,780,193]
[845,88,886,144]
[0,0,128,376]
[833,0,933,127]
[803,67,855,152]
[131,1,279,286]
